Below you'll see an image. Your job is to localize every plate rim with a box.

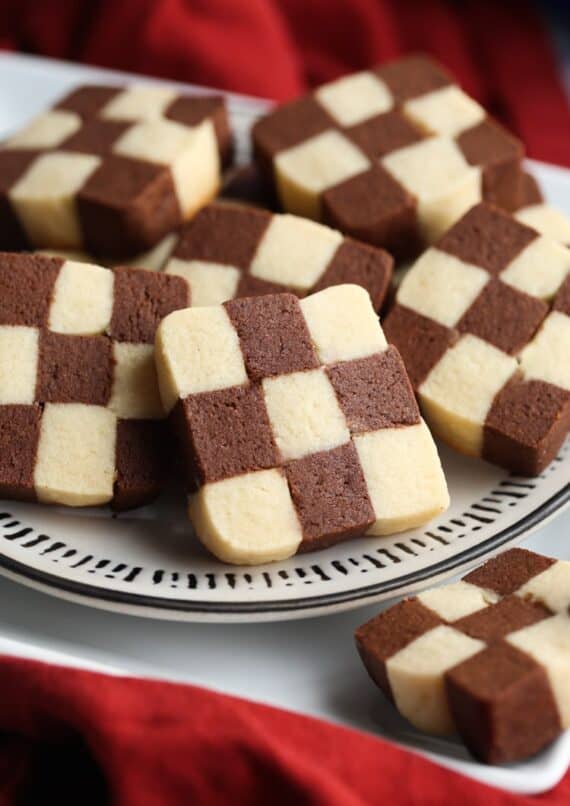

[0,487,567,618]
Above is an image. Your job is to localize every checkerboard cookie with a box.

[384,203,570,475]
[159,202,393,310]
[155,284,449,564]
[514,172,570,247]
[252,55,522,258]
[0,84,231,257]
[0,253,190,509]
[38,203,393,311]
[356,548,570,764]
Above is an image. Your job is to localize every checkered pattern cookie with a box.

[384,203,570,475]
[514,172,570,247]
[0,253,190,510]
[252,54,522,258]
[0,84,231,257]
[36,202,393,311]
[356,548,570,764]
[155,284,449,564]
[157,202,393,309]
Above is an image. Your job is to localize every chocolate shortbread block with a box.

[253,55,522,258]
[514,172,570,246]
[384,203,570,475]
[356,548,570,764]
[38,203,393,311]
[0,84,231,256]
[155,284,449,564]
[0,253,189,509]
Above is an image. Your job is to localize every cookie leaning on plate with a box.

[252,54,522,257]
[0,252,190,510]
[0,84,231,257]
[384,202,570,475]
[356,548,570,764]
[155,284,449,564]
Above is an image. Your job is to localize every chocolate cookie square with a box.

[385,202,570,474]
[356,547,570,763]
[0,84,231,257]
[155,284,449,565]
[0,253,190,510]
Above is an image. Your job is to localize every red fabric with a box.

[0,655,567,805]
[0,0,569,165]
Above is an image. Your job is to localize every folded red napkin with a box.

[1,0,569,166]
[0,655,568,804]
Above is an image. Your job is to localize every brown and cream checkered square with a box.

[0,85,231,257]
[155,284,449,564]
[253,55,523,259]
[384,203,570,475]
[161,202,393,310]
[0,253,190,510]
[356,547,570,764]
[514,171,570,246]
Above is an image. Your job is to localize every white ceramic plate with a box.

[0,53,568,624]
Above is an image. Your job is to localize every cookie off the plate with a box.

[384,202,570,475]
[155,284,449,564]
[0,84,231,257]
[0,252,190,510]
[252,54,522,258]
[356,548,570,764]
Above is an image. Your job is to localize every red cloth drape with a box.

[0,655,568,805]
[0,0,569,166]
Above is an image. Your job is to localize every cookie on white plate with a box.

[384,202,570,475]
[0,252,189,509]
[155,284,449,564]
[0,84,231,256]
